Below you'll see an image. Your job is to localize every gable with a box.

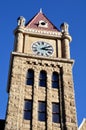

[25,11,59,32]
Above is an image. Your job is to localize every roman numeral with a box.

[41,42,44,45]
[48,51,52,54]
[37,42,40,45]
[32,47,37,51]
[46,53,49,56]
[37,52,40,55]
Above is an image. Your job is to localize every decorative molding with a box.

[12,52,74,65]
[14,27,62,38]
[26,28,62,37]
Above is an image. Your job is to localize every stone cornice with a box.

[12,52,74,65]
[14,27,62,38]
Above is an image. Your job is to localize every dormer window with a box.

[38,20,48,28]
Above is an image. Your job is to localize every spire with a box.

[40,8,43,13]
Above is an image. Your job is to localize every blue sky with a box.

[0,0,86,127]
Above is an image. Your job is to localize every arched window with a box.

[26,69,34,85]
[52,72,59,88]
[39,70,47,87]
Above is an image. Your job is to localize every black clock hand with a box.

[41,48,52,51]
[41,46,52,50]
[44,46,51,48]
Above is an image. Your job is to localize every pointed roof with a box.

[25,10,59,32]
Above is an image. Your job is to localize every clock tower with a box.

[5,10,78,130]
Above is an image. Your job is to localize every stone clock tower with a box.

[5,10,78,130]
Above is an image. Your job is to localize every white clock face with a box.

[32,41,53,56]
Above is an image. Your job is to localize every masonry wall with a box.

[5,53,78,130]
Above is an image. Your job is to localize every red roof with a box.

[25,11,59,32]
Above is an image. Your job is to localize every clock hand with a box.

[44,46,52,48]
[41,46,52,50]
[41,48,52,51]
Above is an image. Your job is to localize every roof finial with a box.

[40,8,43,13]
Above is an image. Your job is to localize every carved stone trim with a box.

[14,27,62,38]
[12,52,74,65]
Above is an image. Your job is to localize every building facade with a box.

[78,119,86,130]
[5,11,78,130]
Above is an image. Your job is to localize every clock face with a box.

[32,41,53,56]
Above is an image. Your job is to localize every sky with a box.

[0,0,86,127]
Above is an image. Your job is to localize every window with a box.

[38,20,48,28]
[38,101,46,121]
[24,100,32,120]
[52,103,60,123]
[26,69,34,85]
[39,70,47,87]
[52,72,59,88]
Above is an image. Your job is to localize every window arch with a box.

[26,69,34,85]
[39,70,47,87]
[52,72,59,88]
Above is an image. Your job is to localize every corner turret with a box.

[60,22,72,59]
